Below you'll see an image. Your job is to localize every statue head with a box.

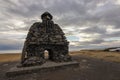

[41,12,53,21]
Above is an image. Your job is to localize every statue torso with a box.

[26,22,67,45]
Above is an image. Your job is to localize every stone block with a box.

[6,61,79,77]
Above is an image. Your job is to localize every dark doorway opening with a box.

[44,49,53,60]
[44,50,49,60]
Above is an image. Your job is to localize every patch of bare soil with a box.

[0,54,120,80]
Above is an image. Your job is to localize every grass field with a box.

[0,53,21,62]
[0,50,120,63]
[70,50,120,63]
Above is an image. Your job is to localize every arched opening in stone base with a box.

[44,50,49,60]
[44,49,54,60]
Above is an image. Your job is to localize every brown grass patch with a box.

[70,50,120,63]
[0,50,120,63]
[0,53,21,62]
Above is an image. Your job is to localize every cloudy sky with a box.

[0,0,120,52]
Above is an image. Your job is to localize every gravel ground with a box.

[0,55,120,80]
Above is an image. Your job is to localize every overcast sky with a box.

[0,0,120,52]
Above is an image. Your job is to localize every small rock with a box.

[3,63,8,66]
[81,59,87,63]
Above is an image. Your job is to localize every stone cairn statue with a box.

[21,12,71,66]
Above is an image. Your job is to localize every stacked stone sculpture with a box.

[21,12,71,67]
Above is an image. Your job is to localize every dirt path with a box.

[0,55,120,80]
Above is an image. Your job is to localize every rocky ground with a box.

[0,54,120,80]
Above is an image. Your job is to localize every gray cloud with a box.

[81,26,107,34]
[0,0,120,51]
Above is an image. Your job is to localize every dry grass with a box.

[0,53,21,62]
[0,50,120,63]
[70,50,120,63]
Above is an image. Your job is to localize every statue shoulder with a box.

[54,24,59,27]
[54,24,62,29]
[32,22,41,27]
[54,24,61,29]
[30,22,41,28]
[29,22,41,31]
[54,24,64,34]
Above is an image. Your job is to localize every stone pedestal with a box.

[6,61,79,77]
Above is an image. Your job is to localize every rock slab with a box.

[6,61,79,77]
